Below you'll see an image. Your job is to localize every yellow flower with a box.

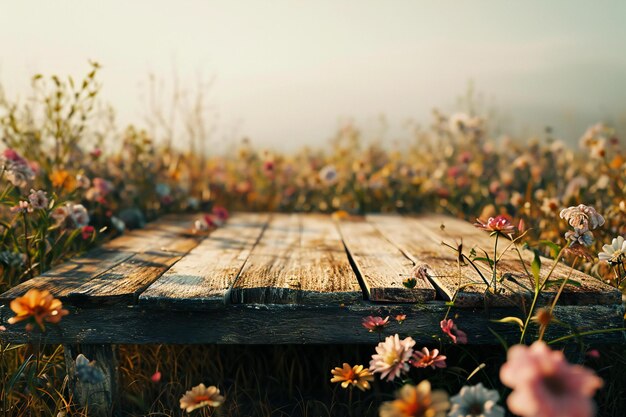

[331,210,350,221]
[330,363,373,391]
[379,381,449,417]
[179,383,224,412]
[50,169,77,192]
[8,288,69,330]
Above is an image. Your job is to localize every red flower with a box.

[81,225,95,240]
[440,319,468,344]
[151,370,162,383]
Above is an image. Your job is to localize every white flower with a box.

[52,203,90,229]
[28,189,49,210]
[448,383,505,417]
[319,165,338,185]
[369,334,415,382]
[559,204,605,231]
[598,236,626,265]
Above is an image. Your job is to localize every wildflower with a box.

[330,363,374,391]
[212,206,230,224]
[440,319,468,344]
[75,354,105,384]
[81,225,95,240]
[585,349,600,359]
[90,148,102,158]
[86,177,113,202]
[540,198,560,216]
[52,203,90,229]
[1,149,35,187]
[262,160,275,176]
[411,347,447,369]
[448,383,504,417]
[28,189,49,210]
[319,165,338,185]
[474,215,516,236]
[362,316,390,333]
[76,174,91,189]
[379,380,449,417]
[598,236,626,265]
[179,383,224,412]
[559,205,605,231]
[8,288,69,330]
[564,228,594,247]
[10,201,32,214]
[151,370,162,383]
[194,215,217,232]
[50,169,77,192]
[531,308,554,328]
[395,314,407,324]
[331,210,350,221]
[500,341,603,417]
[369,334,415,381]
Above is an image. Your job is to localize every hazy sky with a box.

[1,1,625,151]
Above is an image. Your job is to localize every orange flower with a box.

[379,381,449,417]
[8,288,69,330]
[330,363,373,391]
[50,169,77,192]
[179,383,224,412]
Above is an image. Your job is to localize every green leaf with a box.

[473,257,494,267]
[491,316,524,331]
[531,251,541,289]
[544,278,582,289]
[540,240,562,259]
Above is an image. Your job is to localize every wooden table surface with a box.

[0,213,623,344]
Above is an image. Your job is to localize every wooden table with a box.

[0,213,623,415]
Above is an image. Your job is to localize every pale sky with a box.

[1,1,625,151]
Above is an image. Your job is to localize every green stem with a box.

[519,247,566,343]
[548,328,626,345]
[22,213,33,279]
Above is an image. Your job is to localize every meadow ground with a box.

[0,65,624,416]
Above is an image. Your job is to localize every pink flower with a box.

[369,334,415,382]
[500,341,603,417]
[362,316,389,333]
[212,206,230,223]
[440,319,468,344]
[28,189,49,210]
[474,215,516,235]
[10,201,32,214]
[411,347,447,369]
[151,370,162,383]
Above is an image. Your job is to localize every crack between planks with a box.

[224,213,272,305]
[333,220,370,302]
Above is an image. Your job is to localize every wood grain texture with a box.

[338,218,436,303]
[368,215,527,307]
[0,217,196,303]
[230,214,362,304]
[139,213,270,308]
[423,214,621,306]
[66,235,201,305]
[1,302,622,345]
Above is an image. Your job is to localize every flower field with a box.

[0,65,625,416]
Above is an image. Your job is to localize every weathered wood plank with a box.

[368,215,527,307]
[423,214,621,306]
[1,302,622,345]
[0,217,196,303]
[337,218,436,303]
[230,214,362,304]
[139,213,269,308]
[66,235,201,305]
